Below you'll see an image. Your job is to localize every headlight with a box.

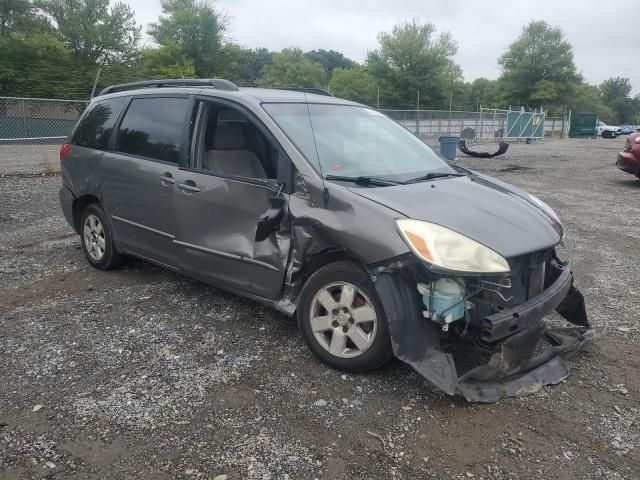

[527,193,561,224]
[395,219,510,274]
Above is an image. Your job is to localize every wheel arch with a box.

[282,247,371,316]
[72,194,101,233]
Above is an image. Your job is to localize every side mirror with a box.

[276,151,295,194]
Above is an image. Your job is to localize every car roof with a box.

[237,87,360,105]
[93,84,363,107]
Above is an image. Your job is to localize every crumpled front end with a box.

[371,250,590,403]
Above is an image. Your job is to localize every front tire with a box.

[80,203,123,270]
[297,261,393,372]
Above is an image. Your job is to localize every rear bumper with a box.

[59,186,75,232]
[617,152,640,174]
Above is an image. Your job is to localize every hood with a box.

[349,173,562,258]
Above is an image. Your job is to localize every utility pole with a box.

[90,65,102,99]
[448,91,453,134]
[415,91,420,136]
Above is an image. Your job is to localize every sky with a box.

[128,0,639,93]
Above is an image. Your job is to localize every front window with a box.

[262,103,455,183]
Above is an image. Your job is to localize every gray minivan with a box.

[59,79,589,402]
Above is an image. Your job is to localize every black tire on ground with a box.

[297,261,393,372]
[602,130,613,139]
[79,203,124,270]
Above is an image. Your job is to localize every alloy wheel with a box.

[309,281,378,358]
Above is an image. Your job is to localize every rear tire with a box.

[80,203,124,270]
[297,261,393,372]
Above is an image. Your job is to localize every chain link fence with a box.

[383,109,569,141]
[0,95,569,147]
[0,97,87,144]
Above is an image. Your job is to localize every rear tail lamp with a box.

[59,143,70,163]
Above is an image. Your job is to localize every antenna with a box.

[303,91,326,182]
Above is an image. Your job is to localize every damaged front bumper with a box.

[373,254,590,403]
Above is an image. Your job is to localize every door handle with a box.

[160,172,175,186]
[177,181,201,193]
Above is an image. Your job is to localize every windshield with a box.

[262,103,456,182]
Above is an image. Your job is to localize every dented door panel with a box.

[173,171,288,299]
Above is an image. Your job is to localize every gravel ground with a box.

[0,144,61,176]
[1,138,638,479]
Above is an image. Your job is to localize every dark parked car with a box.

[59,79,589,402]
[617,131,640,177]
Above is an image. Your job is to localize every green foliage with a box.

[329,67,377,105]
[498,20,582,114]
[257,48,327,88]
[138,44,195,79]
[0,0,637,123]
[39,0,140,64]
[148,0,225,77]
[599,77,637,124]
[0,33,95,97]
[221,45,273,86]
[0,0,51,35]
[571,83,614,123]
[469,78,499,110]
[366,20,461,109]
[305,49,356,74]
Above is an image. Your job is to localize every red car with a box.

[617,131,640,177]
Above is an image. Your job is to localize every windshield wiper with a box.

[324,175,402,187]
[404,172,466,184]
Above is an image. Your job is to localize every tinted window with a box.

[73,97,125,149]
[116,97,191,163]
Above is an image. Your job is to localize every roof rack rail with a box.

[98,78,239,96]
[273,87,334,97]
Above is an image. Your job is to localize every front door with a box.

[100,94,194,269]
[172,99,289,299]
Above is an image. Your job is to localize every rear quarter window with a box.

[72,97,126,150]
[115,97,192,163]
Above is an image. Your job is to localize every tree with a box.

[257,48,327,88]
[221,45,273,85]
[599,77,635,124]
[138,45,195,78]
[148,0,225,77]
[366,20,461,109]
[498,20,581,114]
[305,49,356,74]
[570,83,614,123]
[329,67,377,105]
[39,0,140,64]
[1,0,50,36]
[469,78,499,110]
[0,33,93,97]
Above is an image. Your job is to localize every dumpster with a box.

[439,136,459,161]
[569,113,598,138]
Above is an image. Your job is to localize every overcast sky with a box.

[128,0,638,93]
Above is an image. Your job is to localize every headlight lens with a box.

[395,219,510,274]
[527,193,561,224]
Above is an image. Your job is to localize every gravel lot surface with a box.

[1,138,638,479]
[0,144,60,176]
